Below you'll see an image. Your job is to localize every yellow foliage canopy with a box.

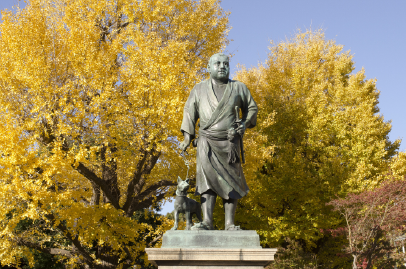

[233,30,399,247]
[0,0,229,268]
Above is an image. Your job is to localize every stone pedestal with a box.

[145,230,277,269]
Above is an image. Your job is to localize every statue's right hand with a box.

[179,139,190,151]
[180,132,191,151]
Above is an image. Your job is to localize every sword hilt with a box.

[235,106,241,123]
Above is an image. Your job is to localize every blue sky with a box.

[2,0,405,213]
[221,0,406,152]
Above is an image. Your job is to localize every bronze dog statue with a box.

[171,177,202,230]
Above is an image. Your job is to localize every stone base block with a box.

[146,230,276,268]
[161,230,262,249]
[145,248,277,268]
[159,265,264,269]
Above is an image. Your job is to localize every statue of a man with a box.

[180,53,258,230]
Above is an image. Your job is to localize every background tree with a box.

[328,178,406,269]
[0,0,229,268]
[266,237,320,269]
[232,30,400,251]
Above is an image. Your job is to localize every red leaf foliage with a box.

[327,179,406,269]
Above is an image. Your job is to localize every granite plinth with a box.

[145,230,276,269]
[161,230,261,249]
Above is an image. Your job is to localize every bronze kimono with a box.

[181,79,258,200]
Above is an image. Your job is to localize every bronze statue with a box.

[171,177,203,230]
[180,53,258,230]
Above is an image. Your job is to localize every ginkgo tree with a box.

[0,0,229,268]
[232,30,400,252]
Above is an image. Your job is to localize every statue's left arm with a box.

[239,83,258,132]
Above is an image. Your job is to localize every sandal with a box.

[191,222,211,230]
[225,225,241,231]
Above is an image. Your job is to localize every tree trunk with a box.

[352,254,358,269]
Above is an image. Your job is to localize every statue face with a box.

[208,54,230,81]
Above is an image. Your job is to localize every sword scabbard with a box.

[235,106,245,164]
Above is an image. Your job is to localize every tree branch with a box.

[128,190,171,216]
[100,145,120,204]
[44,213,94,266]
[14,237,72,258]
[91,182,101,206]
[122,150,149,213]
[148,234,163,248]
[123,148,162,216]
[136,180,175,203]
[74,162,120,209]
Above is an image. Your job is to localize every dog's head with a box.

[177,176,190,193]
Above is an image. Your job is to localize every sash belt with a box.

[199,129,228,141]
[198,129,240,164]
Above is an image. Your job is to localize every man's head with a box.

[207,53,230,82]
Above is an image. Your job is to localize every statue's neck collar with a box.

[211,78,228,85]
[176,189,187,197]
